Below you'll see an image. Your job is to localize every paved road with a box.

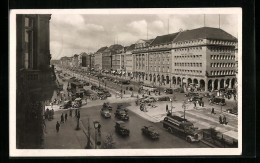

[79,103,209,149]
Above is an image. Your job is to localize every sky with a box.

[50,14,238,59]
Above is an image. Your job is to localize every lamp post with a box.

[93,121,100,149]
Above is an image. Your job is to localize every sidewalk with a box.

[43,109,88,149]
[126,99,238,141]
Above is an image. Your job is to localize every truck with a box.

[162,115,202,143]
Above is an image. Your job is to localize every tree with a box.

[102,133,116,149]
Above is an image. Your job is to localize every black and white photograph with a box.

[9,8,242,156]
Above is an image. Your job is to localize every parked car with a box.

[141,126,159,139]
[188,96,203,102]
[60,100,72,109]
[226,107,238,115]
[102,102,112,111]
[144,97,157,103]
[164,88,173,94]
[114,109,129,121]
[103,90,111,97]
[209,97,226,106]
[97,92,107,100]
[156,96,170,101]
[185,92,199,97]
[115,121,130,136]
[91,85,97,90]
[100,109,111,118]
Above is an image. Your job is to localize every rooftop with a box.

[173,27,238,42]
[150,32,179,45]
[96,46,108,53]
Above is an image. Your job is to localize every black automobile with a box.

[188,96,203,102]
[102,102,112,111]
[100,109,111,118]
[141,126,159,139]
[209,97,226,106]
[91,85,97,90]
[103,90,111,97]
[97,92,107,100]
[115,121,130,136]
[164,88,173,94]
[114,109,129,121]
[156,96,170,101]
[185,92,199,97]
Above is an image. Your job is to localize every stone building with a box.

[132,39,154,82]
[94,46,107,71]
[124,44,135,78]
[171,27,237,91]
[102,44,123,72]
[148,34,179,87]
[16,14,56,148]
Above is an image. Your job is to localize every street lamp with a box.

[93,121,101,149]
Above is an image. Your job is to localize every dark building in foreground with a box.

[16,14,56,148]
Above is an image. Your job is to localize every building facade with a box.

[94,46,107,70]
[103,44,123,72]
[171,27,237,91]
[132,39,154,82]
[16,14,55,148]
[124,44,135,78]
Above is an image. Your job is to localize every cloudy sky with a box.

[50,14,238,59]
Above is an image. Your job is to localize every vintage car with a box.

[114,109,129,121]
[91,85,98,90]
[156,96,171,101]
[115,121,130,136]
[102,102,112,111]
[97,92,107,100]
[164,88,173,94]
[144,97,157,103]
[72,98,82,108]
[103,90,112,97]
[60,100,72,109]
[209,97,226,106]
[141,126,159,139]
[185,92,199,97]
[100,109,111,118]
[187,96,203,102]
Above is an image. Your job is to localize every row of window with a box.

[210,63,236,68]
[175,62,202,67]
[211,55,235,60]
[175,39,204,46]
[174,47,203,52]
[174,55,203,60]
[211,70,235,76]
[174,69,203,74]
[208,47,236,53]
[209,40,236,46]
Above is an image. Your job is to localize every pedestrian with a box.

[219,115,223,124]
[61,113,64,123]
[194,102,196,108]
[202,101,204,107]
[65,113,68,122]
[211,108,215,114]
[51,109,54,119]
[199,101,201,106]
[69,108,72,117]
[223,115,227,125]
[159,91,161,95]
[56,121,60,133]
[77,110,80,119]
[124,90,125,94]
[166,104,168,113]
[98,123,101,133]
[75,109,78,117]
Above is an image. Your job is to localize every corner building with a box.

[171,27,237,92]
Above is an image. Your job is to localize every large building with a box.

[132,39,154,82]
[171,27,237,91]
[124,44,135,78]
[16,14,55,148]
[80,52,88,68]
[148,34,178,87]
[94,46,108,70]
[102,44,123,72]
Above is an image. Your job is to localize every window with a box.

[24,17,34,69]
